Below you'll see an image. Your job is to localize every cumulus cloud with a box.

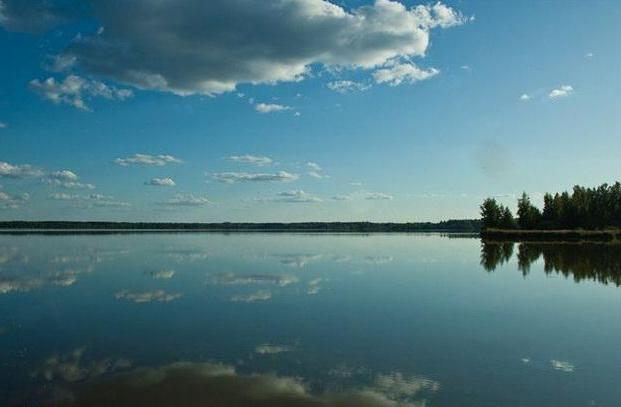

[519,94,530,101]
[327,80,371,93]
[30,75,133,110]
[115,154,182,167]
[306,162,328,179]
[227,154,273,166]
[0,161,44,178]
[548,85,574,99]
[231,290,272,303]
[158,194,211,207]
[0,191,30,209]
[47,170,96,189]
[115,290,182,303]
[145,177,176,187]
[213,171,298,183]
[30,0,470,96]
[365,192,394,200]
[255,103,292,113]
[373,62,439,86]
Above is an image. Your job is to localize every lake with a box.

[1,233,620,406]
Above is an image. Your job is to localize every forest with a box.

[480,182,621,230]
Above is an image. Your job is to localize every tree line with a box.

[481,182,621,230]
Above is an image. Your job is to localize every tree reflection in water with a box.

[480,241,621,286]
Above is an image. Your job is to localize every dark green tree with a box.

[480,198,502,229]
[517,192,542,229]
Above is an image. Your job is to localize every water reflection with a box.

[481,241,621,285]
[51,361,438,407]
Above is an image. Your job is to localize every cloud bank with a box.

[7,0,470,95]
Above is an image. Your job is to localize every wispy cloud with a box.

[548,85,574,99]
[227,154,273,166]
[268,190,322,203]
[30,75,133,110]
[115,154,182,167]
[145,177,176,187]
[0,191,30,209]
[158,194,211,207]
[519,93,530,101]
[327,80,371,94]
[231,290,272,303]
[213,171,298,183]
[115,290,182,303]
[49,193,129,208]
[365,192,394,201]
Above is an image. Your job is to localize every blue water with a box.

[1,233,620,406]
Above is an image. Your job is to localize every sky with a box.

[0,0,619,222]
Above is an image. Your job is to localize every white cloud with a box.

[209,273,298,287]
[115,290,182,303]
[548,85,574,99]
[115,154,182,167]
[0,161,44,178]
[213,171,298,183]
[585,52,594,58]
[373,62,439,86]
[307,277,323,295]
[231,290,272,303]
[159,194,211,207]
[48,170,78,182]
[148,270,175,279]
[306,162,322,172]
[49,192,130,208]
[0,121,6,128]
[0,191,30,209]
[550,360,575,373]
[365,192,394,200]
[255,103,291,113]
[255,344,292,355]
[308,171,327,179]
[42,0,469,96]
[327,80,371,94]
[30,75,133,110]
[145,177,176,187]
[331,194,352,201]
[519,93,530,101]
[227,155,273,166]
[46,170,96,189]
[275,190,322,203]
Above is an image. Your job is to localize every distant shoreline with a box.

[481,228,621,242]
[0,220,481,234]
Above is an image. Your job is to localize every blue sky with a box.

[0,0,619,222]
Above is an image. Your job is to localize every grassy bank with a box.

[480,228,621,242]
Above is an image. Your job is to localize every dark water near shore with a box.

[1,234,620,406]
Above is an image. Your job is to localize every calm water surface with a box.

[1,233,620,406]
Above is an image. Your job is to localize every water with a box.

[1,233,620,406]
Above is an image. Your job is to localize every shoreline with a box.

[480,228,621,242]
